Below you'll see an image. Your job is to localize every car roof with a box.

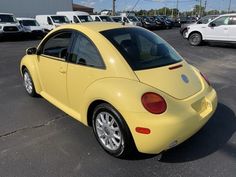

[56,22,135,32]
[36,15,65,17]
[0,13,14,15]
[220,13,236,16]
[17,17,35,20]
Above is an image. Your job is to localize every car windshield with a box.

[51,16,70,24]
[198,16,218,24]
[0,14,17,23]
[101,28,182,70]
[127,16,138,22]
[78,15,93,22]
[100,16,113,22]
[112,17,122,22]
[21,20,39,26]
[143,17,152,23]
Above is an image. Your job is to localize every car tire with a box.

[22,68,37,97]
[189,32,202,46]
[92,103,135,158]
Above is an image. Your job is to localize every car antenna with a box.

[122,0,141,26]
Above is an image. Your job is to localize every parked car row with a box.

[181,13,236,46]
[1,11,181,40]
[137,16,175,30]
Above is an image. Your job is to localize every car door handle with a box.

[59,67,66,74]
[224,28,228,30]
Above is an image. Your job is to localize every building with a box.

[72,4,94,14]
[0,0,73,17]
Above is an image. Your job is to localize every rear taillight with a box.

[141,92,167,114]
[200,72,211,86]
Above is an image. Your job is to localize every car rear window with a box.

[100,28,182,70]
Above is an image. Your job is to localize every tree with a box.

[193,5,205,16]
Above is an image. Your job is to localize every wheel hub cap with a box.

[95,112,122,151]
[24,72,33,94]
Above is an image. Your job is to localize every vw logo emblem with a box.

[181,74,189,84]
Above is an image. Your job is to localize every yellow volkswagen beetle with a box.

[20,23,217,158]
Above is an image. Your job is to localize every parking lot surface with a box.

[0,28,235,177]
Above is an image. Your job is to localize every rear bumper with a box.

[122,87,217,154]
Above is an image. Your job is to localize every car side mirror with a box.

[26,47,37,55]
[209,22,216,27]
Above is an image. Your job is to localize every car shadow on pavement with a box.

[207,42,236,49]
[161,103,236,163]
[0,36,42,42]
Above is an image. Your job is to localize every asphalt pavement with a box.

[0,28,235,177]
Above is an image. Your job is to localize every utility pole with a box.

[228,0,232,13]
[112,0,116,16]
[198,0,202,17]
[176,0,179,17]
[204,0,207,15]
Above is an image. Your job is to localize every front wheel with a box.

[23,68,37,97]
[92,103,135,158]
[189,32,202,46]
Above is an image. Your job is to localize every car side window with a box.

[69,33,104,68]
[123,17,129,23]
[212,16,230,26]
[42,32,72,59]
[47,17,53,25]
[229,16,236,25]
[73,16,79,23]
[95,17,100,21]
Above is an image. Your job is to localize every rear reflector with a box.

[135,127,151,134]
[169,64,183,70]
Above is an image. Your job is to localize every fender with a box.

[79,77,163,126]
[20,55,42,94]
[188,31,203,40]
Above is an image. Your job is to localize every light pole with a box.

[177,0,179,17]
[198,0,202,17]
[112,0,116,16]
[228,0,232,13]
[204,0,207,15]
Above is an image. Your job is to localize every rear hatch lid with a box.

[135,62,202,100]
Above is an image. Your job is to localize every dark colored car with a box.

[175,16,197,27]
[139,16,157,30]
[157,15,174,29]
[152,16,166,29]
[180,15,219,37]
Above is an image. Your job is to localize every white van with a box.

[35,15,70,32]
[17,18,45,37]
[91,15,113,22]
[56,11,93,23]
[0,13,23,37]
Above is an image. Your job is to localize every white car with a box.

[57,11,93,23]
[0,13,23,37]
[111,16,142,26]
[91,15,113,22]
[35,15,70,32]
[17,18,45,37]
[185,13,236,46]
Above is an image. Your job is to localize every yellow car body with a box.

[20,23,217,155]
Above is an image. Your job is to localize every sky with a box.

[73,0,236,12]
